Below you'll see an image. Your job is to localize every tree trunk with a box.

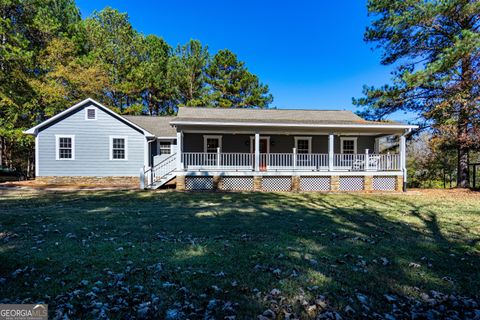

[457,145,469,188]
[457,55,473,188]
[456,114,469,188]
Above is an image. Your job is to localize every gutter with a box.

[170,120,419,130]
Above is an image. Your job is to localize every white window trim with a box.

[85,107,97,120]
[157,140,173,155]
[110,136,128,160]
[249,136,270,153]
[294,136,312,153]
[340,137,358,154]
[55,135,75,160]
[203,135,223,153]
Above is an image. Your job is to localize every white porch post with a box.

[328,134,334,171]
[293,148,297,171]
[400,134,407,191]
[176,131,183,171]
[365,148,369,171]
[254,132,260,172]
[217,147,221,169]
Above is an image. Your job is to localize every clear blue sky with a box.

[76,0,411,122]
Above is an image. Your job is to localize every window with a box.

[85,107,96,120]
[340,137,357,154]
[110,137,127,160]
[295,137,312,154]
[203,135,222,153]
[159,141,171,155]
[56,135,74,160]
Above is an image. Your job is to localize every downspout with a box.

[147,138,156,186]
[401,129,412,192]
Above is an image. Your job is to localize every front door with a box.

[259,138,268,171]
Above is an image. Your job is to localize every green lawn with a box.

[0,189,479,319]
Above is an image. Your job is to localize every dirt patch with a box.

[406,188,480,199]
[0,180,138,191]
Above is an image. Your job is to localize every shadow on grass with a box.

[0,190,479,318]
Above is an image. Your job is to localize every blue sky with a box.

[76,0,411,122]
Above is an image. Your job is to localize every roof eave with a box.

[170,120,419,130]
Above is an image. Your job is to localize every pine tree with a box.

[354,0,480,188]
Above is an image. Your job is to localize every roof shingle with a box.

[173,107,403,126]
[122,116,176,137]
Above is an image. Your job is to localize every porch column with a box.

[254,132,260,172]
[328,134,334,171]
[400,134,406,191]
[176,131,183,171]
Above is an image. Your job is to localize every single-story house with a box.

[24,98,418,191]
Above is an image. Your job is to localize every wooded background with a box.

[1,0,479,188]
[0,1,273,177]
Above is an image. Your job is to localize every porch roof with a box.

[171,107,418,131]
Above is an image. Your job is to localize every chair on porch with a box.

[351,155,381,171]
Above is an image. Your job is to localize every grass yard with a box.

[0,189,479,319]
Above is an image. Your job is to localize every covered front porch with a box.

[175,132,406,174]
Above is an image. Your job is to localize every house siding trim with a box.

[294,136,312,153]
[55,135,75,160]
[109,136,128,161]
[203,135,223,152]
[340,137,358,154]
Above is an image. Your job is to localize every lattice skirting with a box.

[372,176,397,191]
[339,176,364,191]
[221,177,254,191]
[262,176,292,192]
[181,175,399,192]
[300,177,331,191]
[185,176,214,190]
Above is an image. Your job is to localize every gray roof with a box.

[122,116,176,137]
[173,107,402,126]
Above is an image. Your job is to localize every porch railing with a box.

[183,152,253,170]
[181,152,400,172]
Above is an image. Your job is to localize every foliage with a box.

[0,2,273,175]
[354,0,480,187]
[206,49,273,108]
[168,39,211,107]
[407,132,457,188]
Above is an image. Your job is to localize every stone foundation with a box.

[396,176,404,192]
[291,176,300,192]
[176,175,186,191]
[330,176,340,192]
[35,176,138,187]
[364,176,373,191]
[253,176,262,191]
